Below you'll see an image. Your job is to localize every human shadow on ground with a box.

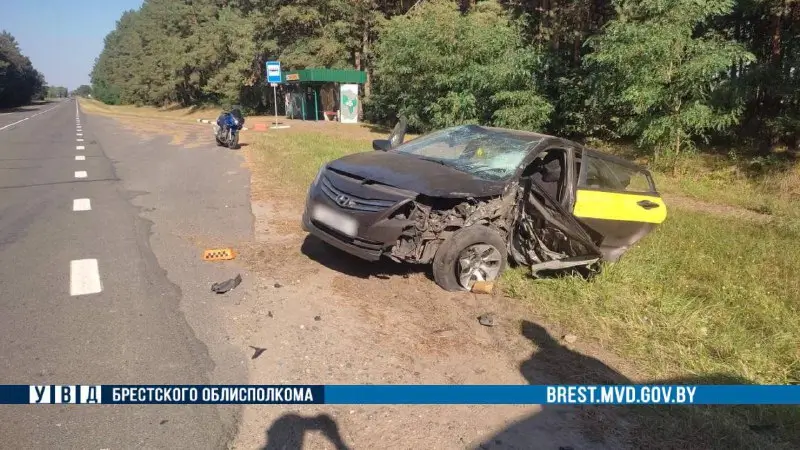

[261,413,351,450]
[472,320,795,450]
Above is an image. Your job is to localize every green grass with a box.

[246,127,382,202]
[247,127,800,447]
[503,209,799,384]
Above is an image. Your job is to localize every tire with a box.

[432,225,507,292]
[228,132,239,149]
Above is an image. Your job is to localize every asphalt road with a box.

[0,99,252,448]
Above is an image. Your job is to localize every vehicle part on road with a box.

[203,248,237,261]
[248,346,266,359]
[301,123,668,291]
[211,274,242,294]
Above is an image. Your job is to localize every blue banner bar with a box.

[325,385,800,405]
[2,384,799,405]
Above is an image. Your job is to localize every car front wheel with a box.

[432,225,507,291]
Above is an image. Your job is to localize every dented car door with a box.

[572,150,667,262]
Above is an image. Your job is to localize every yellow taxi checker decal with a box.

[573,189,667,224]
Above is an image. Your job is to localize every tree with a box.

[586,0,754,166]
[73,85,92,97]
[0,31,46,107]
[368,0,552,132]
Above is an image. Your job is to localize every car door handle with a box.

[637,200,660,210]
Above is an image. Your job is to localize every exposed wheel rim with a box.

[456,243,502,290]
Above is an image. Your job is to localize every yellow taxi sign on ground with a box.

[203,248,237,261]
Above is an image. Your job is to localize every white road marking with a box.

[0,103,64,131]
[70,259,102,296]
[76,133,82,136]
[74,171,87,178]
[75,155,86,161]
[76,138,84,142]
[73,198,91,211]
[76,145,85,150]
[0,117,29,130]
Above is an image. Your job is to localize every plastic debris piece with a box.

[249,346,266,359]
[211,274,242,294]
[478,313,496,327]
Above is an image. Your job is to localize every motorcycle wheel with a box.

[228,132,239,149]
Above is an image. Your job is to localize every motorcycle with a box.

[214,107,245,149]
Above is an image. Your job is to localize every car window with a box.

[392,125,541,181]
[579,154,654,193]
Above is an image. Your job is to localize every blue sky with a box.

[3,0,144,90]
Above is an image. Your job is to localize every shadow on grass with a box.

[473,320,798,450]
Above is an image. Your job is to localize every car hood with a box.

[327,151,508,198]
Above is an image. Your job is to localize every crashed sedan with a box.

[302,124,667,291]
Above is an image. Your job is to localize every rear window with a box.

[579,154,655,193]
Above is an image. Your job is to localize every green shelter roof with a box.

[282,68,366,84]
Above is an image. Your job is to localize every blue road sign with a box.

[266,61,281,84]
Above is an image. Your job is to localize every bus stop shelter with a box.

[282,68,366,123]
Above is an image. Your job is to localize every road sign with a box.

[266,61,281,84]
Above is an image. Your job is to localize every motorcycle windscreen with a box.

[510,179,603,278]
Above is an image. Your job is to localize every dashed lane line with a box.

[70,259,102,296]
[74,171,87,178]
[73,199,91,211]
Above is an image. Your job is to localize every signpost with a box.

[266,61,288,129]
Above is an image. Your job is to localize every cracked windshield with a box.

[394,125,542,180]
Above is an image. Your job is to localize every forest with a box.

[90,0,799,164]
[0,31,47,108]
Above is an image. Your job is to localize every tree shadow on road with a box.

[472,320,797,450]
[262,413,351,450]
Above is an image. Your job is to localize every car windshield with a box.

[392,125,540,180]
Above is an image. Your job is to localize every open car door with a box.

[572,151,667,262]
[510,176,604,278]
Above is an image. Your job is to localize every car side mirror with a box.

[387,116,408,148]
[373,139,392,151]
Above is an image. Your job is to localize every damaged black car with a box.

[302,123,667,291]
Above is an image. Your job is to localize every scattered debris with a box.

[559,446,575,450]
[478,313,496,327]
[211,274,242,294]
[314,315,322,321]
[249,346,267,360]
[267,311,274,318]
[471,281,494,294]
[203,247,237,261]
[562,334,578,344]
[273,282,283,288]
[159,420,169,425]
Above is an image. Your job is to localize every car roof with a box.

[480,126,649,173]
